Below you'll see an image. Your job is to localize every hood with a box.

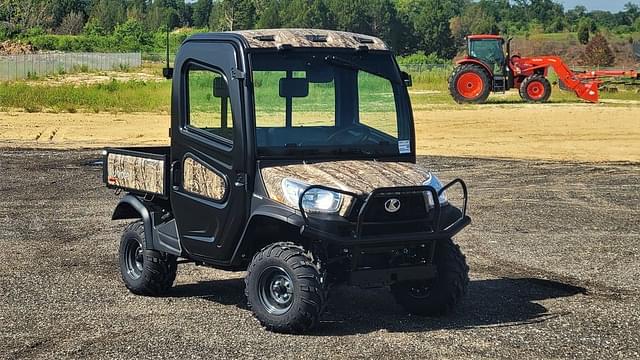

[260,160,431,208]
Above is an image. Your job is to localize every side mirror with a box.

[213,77,229,98]
[401,71,412,87]
[163,67,173,80]
[279,78,309,98]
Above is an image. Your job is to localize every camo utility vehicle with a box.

[103,29,471,333]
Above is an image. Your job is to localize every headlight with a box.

[282,178,343,213]
[423,172,448,206]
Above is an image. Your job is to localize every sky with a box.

[557,0,639,12]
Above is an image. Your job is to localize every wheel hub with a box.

[125,238,144,279]
[526,81,545,100]
[456,72,484,99]
[259,267,294,315]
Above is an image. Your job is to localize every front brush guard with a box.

[299,179,470,245]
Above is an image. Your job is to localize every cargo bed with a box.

[103,147,170,198]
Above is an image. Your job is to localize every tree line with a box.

[1,0,639,58]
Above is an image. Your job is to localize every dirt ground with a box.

[1,103,638,162]
[0,149,638,359]
[1,101,639,358]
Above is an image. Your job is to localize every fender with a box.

[112,194,154,249]
[456,58,493,78]
[228,203,304,267]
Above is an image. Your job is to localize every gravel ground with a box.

[1,149,638,359]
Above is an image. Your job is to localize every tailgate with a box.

[103,147,169,198]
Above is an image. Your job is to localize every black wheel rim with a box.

[258,266,294,315]
[124,237,144,280]
[407,282,432,299]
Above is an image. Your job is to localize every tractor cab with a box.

[466,35,507,76]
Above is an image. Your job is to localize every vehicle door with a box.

[170,40,247,262]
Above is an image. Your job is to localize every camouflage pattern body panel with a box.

[261,161,430,212]
[106,153,165,195]
[183,157,227,201]
[232,29,389,51]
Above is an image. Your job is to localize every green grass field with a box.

[0,66,638,114]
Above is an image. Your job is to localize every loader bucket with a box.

[574,81,600,103]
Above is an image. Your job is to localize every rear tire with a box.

[519,75,552,103]
[118,221,177,296]
[449,64,491,104]
[245,242,326,333]
[391,238,469,316]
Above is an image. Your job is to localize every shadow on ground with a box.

[168,276,586,335]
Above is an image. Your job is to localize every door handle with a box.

[170,161,181,190]
[234,173,247,188]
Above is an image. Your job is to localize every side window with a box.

[183,156,227,201]
[358,71,398,138]
[187,66,233,142]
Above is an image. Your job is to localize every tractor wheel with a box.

[519,75,552,103]
[449,64,491,104]
[245,242,327,334]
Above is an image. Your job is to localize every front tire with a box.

[245,242,326,333]
[519,75,552,103]
[391,238,469,316]
[118,221,177,296]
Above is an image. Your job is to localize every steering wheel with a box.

[326,125,371,144]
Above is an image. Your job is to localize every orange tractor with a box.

[449,34,639,104]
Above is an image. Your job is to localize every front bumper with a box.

[299,179,470,287]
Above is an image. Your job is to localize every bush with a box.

[581,33,615,67]
[113,19,152,50]
[397,52,449,65]
[0,22,21,41]
[83,19,107,37]
[24,27,46,37]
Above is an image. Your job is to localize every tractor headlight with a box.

[423,173,448,206]
[282,178,343,213]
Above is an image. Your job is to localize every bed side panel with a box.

[106,153,166,196]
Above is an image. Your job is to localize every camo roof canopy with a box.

[231,29,389,51]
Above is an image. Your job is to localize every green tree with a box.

[209,0,255,31]
[450,3,498,48]
[89,0,126,32]
[577,18,590,44]
[327,0,370,34]
[280,0,331,28]
[255,0,281,28]
[192,0,212,28]
[366,0,398,47]
[146,0,182,30]
[398,0,463,58]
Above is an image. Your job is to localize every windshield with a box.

[250,51,412,158]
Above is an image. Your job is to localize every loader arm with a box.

[517,56,600,103]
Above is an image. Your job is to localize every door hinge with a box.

[231,68,245,79]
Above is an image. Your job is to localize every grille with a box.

[358,192,435,236]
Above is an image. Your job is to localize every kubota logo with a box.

[384,198,401,213]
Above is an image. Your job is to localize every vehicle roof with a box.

[467,34,504,40]
[225,29,389,51]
